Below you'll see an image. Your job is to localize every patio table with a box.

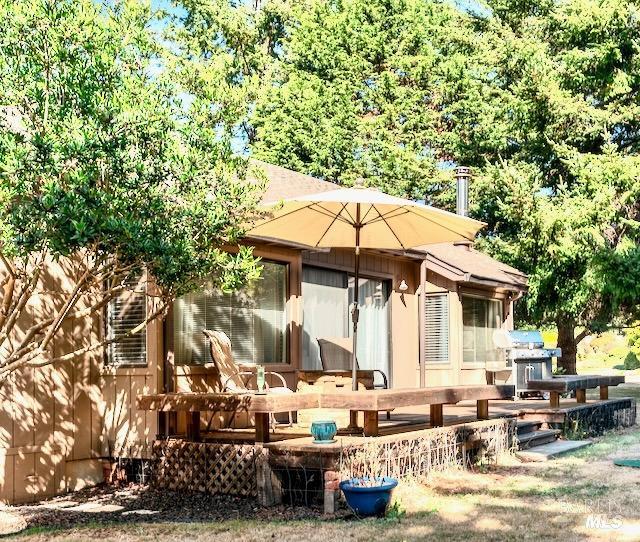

[525,375,625,408]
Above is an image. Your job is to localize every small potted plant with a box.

[339,443,398,517]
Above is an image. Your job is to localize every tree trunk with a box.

[557,319,578,375]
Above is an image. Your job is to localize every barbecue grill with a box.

[492,330,562,397]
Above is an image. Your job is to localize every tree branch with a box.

[0,283,128,369]
[34,302,168,369]
[0,275,15,332]
[0,258,45,349]
[0,298,169,377]
[38,262,99,352]
[575,328,589,345]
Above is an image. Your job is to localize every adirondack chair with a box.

[203,329,292,430]
[317,336,391,419]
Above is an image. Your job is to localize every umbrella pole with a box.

[347,204,362,431]
[351,250,360,392]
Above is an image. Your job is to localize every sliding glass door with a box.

[302,266,390,383]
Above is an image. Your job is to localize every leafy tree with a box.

[471,0,640,373]
[248,0,502,202]
[223,0,640,373]
[0,0,262,377]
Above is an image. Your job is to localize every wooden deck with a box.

[186,393,634,443]
[147,391,636,510]
[138,384,514,441]
[138,380,632,446]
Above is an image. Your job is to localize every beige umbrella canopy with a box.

[250,185,483,249]
[249,183,484,409]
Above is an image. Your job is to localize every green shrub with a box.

[626,324,640,352]
[623,351,640,370]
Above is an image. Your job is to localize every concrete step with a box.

[517,429,561,449]
[517,439,592,462]
[516,420,542,435]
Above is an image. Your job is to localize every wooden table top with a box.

[137,384,515,413]
[526,375,625,392]
[320,384,515,411]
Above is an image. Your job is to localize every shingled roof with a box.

[249,159,338,203]
[418,242,528,291]
[250,159,527,291]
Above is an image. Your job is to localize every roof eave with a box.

[422,253,528,292]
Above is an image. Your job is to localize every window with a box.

[173,261,287,365]
[424,293,449,364]
[462,295,503,364]
[301,266,390,378]
[106,276,147,366]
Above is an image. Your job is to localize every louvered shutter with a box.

[424,293,449,364]
[106,276,147,366]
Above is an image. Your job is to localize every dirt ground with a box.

[3,421,640,542]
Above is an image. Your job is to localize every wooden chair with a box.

[203,329,292,430]
[317,336,391,419]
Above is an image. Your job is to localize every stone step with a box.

[516,439,592,462]
[517,429,560,449]
[516,420,542,435]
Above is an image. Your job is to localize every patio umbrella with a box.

[248,182,484,398]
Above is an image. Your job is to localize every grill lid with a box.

[493,329,545,349]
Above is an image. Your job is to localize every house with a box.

[0,160,527,504]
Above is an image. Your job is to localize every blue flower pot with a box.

[340,477,398,517]
[310,420,337,443]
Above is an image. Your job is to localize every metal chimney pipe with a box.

[455,166,471,217]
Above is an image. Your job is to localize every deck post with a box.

[600,385,609,400]
[186,411,201,442]
[550,391,560,408]
[363,411,379,437]
[576,389,586,403]
[255,444,282,506]
[430,404,444,427]
[255,412,270,443]
[476,399,489,420]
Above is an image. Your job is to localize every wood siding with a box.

[0,259,104,504]
[0,244,518,503]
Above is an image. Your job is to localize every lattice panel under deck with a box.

[152,440,257,497]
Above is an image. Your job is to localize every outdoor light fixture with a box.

[398,280,408,292]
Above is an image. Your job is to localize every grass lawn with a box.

[8,419,640,541]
